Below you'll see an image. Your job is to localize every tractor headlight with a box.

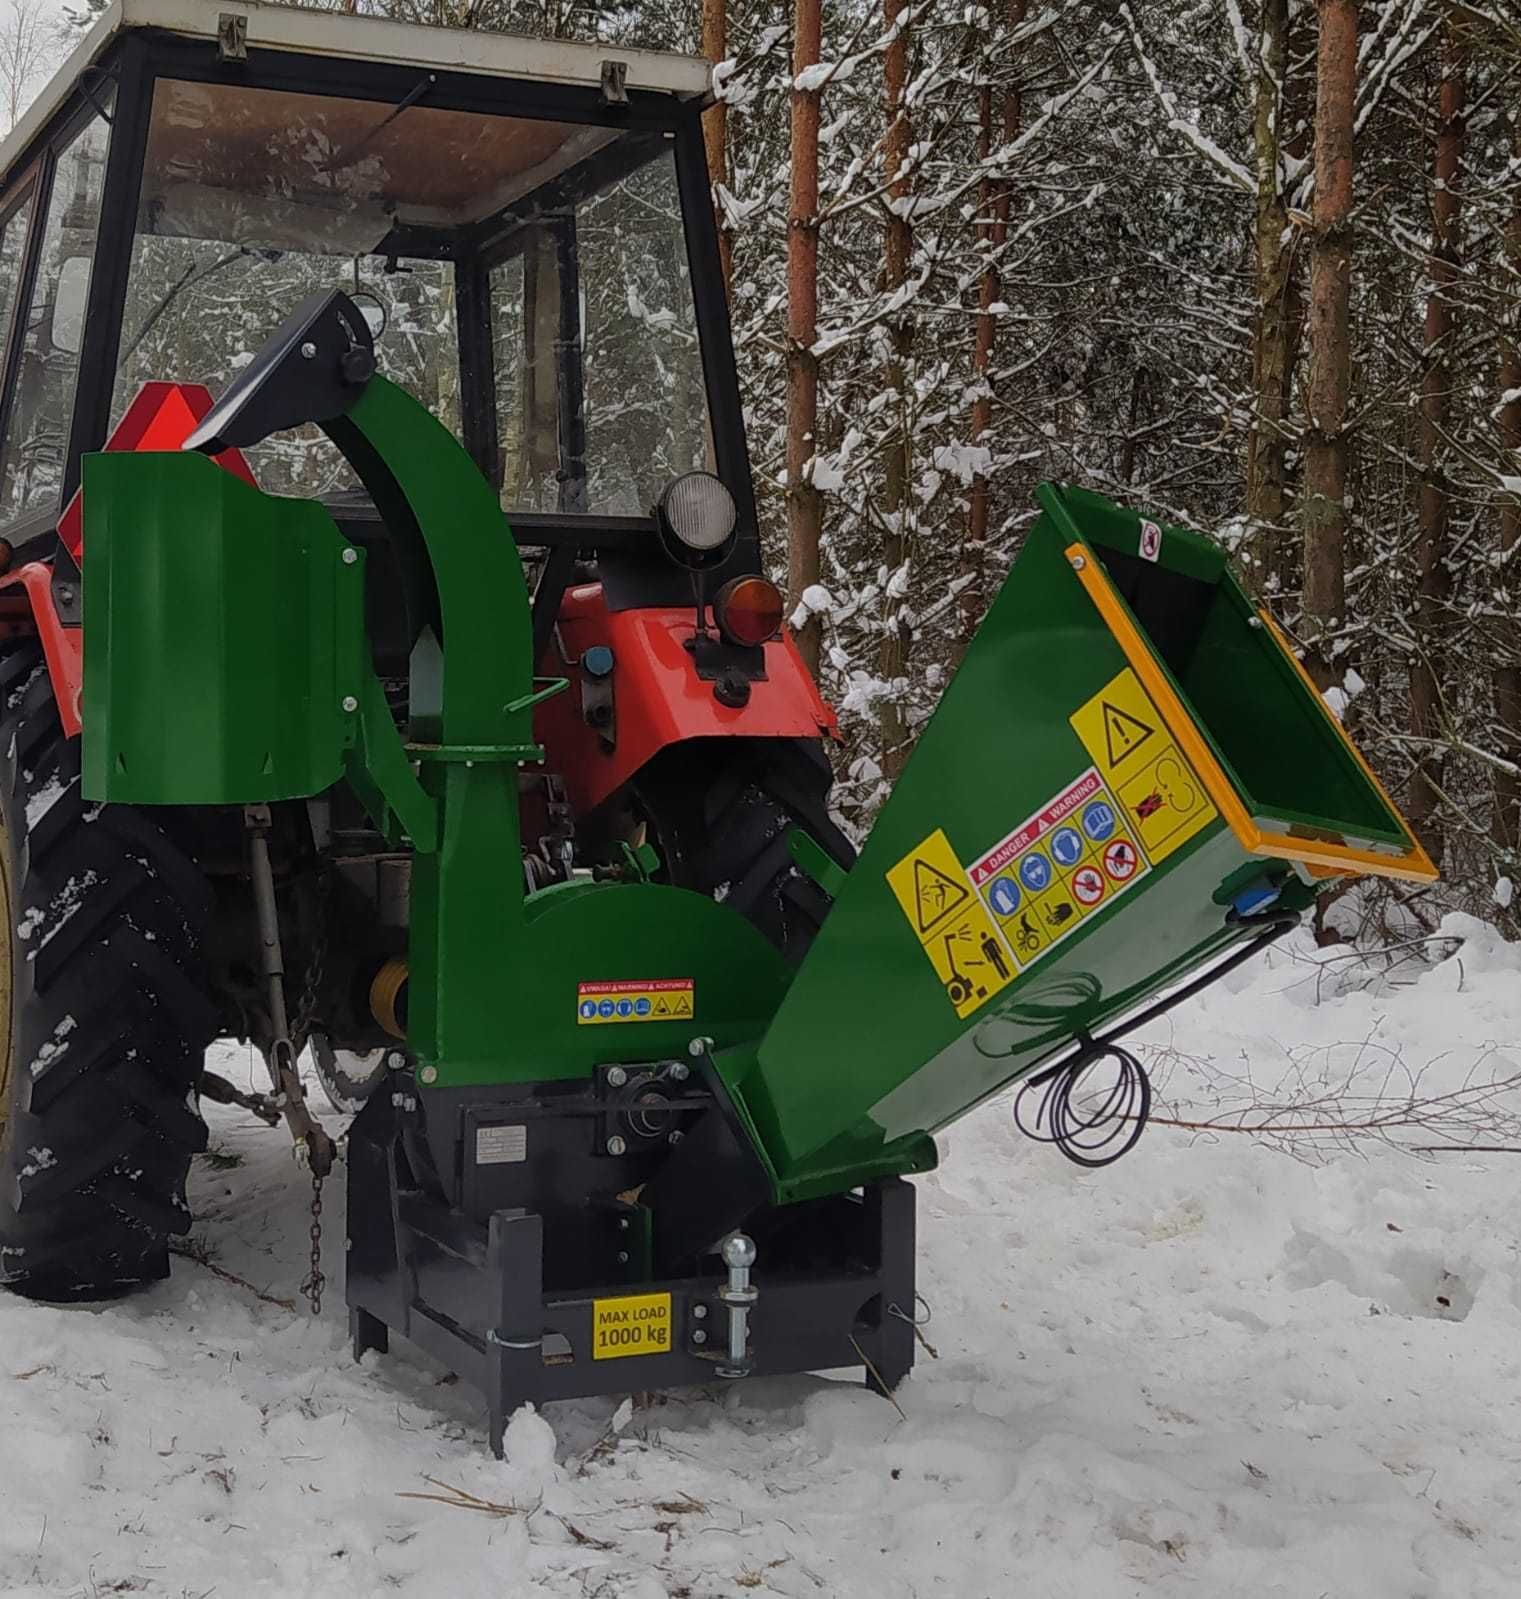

[656,472,738,569]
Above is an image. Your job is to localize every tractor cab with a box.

[0,0,759,669]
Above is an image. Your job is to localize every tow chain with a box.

[295,867,332,1318]
[299,1170,326,1317]
[291,864,331,1058]
[243,808,336,1318]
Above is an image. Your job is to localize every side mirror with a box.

[51,257,91,355]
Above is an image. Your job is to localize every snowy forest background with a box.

[14,0,1521,940]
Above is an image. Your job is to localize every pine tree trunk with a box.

[1407,20,1465,863]
[1301,0,1358,689]
[700,0,733,298]
[786,0,824,674]
[1245,0,1298,594]
[1494,110,1521,859]
[878,0,914,778]
[963,0,1025,654]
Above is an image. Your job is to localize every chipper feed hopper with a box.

[0,0,1434,1453]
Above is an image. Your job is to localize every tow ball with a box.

[716,1232,758,1379]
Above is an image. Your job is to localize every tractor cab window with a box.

[488,150,710,516]
[115,80,463,499]
[115,79,711,516]
[0,111,110,527]
[0,191,33,402]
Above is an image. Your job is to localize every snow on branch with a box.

[1117,3,1253,193]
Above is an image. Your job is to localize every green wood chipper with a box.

[0,1,1434,1452]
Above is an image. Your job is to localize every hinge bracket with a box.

[217,13,248,62]
[600,60,629,107]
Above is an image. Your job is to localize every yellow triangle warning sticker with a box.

[887,829,1015,1017]
[1102,699,1154,767]
[887,828,974,941]
[912,857,969,934]
[1070,668,1219,864]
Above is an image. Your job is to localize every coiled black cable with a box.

[1011,905,1300,1169]
[1013,1039,1151,1168]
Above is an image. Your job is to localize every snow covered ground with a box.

[2,918,1519,1598]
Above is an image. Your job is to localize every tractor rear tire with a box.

[631,737,856,964]
[0,644,216,1300]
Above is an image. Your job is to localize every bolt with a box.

[341,547,359,565]
[300,340,318,359]
[1069,554,1086,571]
[687,1036,713,1059]
[667,1130,684,1147]
[616,1250,629,1264]
[618,1216,630,1231]
[668,1062,690,1083]
[606,1065,628,1088]
[419,1065,438,1085]
[342,694,359,713]
[57,585,75,604]
[692,1303,708,1320]
[606,1134,627,1157]
[691,1328,707,1345]
[387,1050,406,1070]
[1248,615,1264,629]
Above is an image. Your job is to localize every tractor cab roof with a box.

[0,0,713,192]
[0,0,753,594]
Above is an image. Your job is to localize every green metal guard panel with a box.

[82,451,366,805]
[733,483,1436,1204]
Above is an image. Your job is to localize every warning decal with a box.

[1103,838,1140,881]
[577,978,694,1025]
[911,855,970,935]
[968,768,1150,973]
[1070,668,1218,864]
[887,830,1014,1019]
[1102,700,1154,768]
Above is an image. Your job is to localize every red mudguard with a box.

[537,581,839,818]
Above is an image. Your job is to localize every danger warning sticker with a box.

[968,768,1150,972]
[887,829,1014,1019]
[577,978,694,1025]
[968,770,1104,888]
[1069,668,1217,864]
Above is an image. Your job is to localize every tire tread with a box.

[0,643,214,1300]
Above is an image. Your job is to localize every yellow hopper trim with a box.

[1064,543,1437,886]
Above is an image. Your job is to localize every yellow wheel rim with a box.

[0,817,13,1135]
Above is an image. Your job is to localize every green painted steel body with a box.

[80,369,1428,1224]
[81,450,367,803]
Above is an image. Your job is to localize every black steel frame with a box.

[347,1085,917,1455]
[0,24,761,575]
